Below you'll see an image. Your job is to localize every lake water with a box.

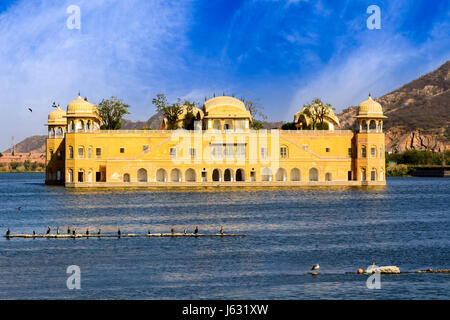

[0,173,449,299]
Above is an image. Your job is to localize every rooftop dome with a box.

[45,105,67,126]
[66,94,98,116]
[203,96,252,120]
[357,94,386,118]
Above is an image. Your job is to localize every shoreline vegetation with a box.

[386,150,450,177]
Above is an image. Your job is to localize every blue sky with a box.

[0,0,449,150]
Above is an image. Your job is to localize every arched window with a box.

[309,168,319,182]
[212,169,222,182]
[361,146,367,158]
[290,168,301,181]
[371,169,377,181]
[361,168,367,181]
[78,170,84,182]
[88,171,92,182]
[123,173,130,182]
[380,170,384,181]
[224,119,233,132]
[261,168,272,181]
[68,169,73,183]
[371,146,376,158]
[170,169,181,182]
[88,147,92,159]
[156,169,167,182]
[325,172,332,181]
[236,168,245,181]
[275,168,287,181]
[78,146,84,159]
[68,146,73,159]
[185,168,196,182]
[224,169,233,181]
[137,168,148,182]
[369,120,377,131]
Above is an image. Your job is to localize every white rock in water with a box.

[365,266,400,274]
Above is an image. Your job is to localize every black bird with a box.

[72,229,76,236]
[16,206,21,211]
[171,227,174,234]
[183,228,187,235]
[67,226,71,234]
[52,102,57,108]
[6,228,10,237]
[86,228,89,235]
[28,107,32,112]
[219,226,224,235]
[56,227,60,235]
[194,226,198,235]
[118,228,121,237]
[147,230,151,235]
[46,226,51,235]
[32,231,36,236]
[97,228,101,235]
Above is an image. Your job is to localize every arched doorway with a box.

[170,169,181,182]
[236,168,245,181]
[224,169,233,181]
[185,168,196,182]
[325,172,332,181]
[123,173,130,182]
[261,168,272,181]
[309,168,319,181]
[275,168,287,181]
[212,169,222,182]
[156,169,167,182]
[290,168,301,181]
[137,168,148,182]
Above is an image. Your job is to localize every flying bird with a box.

[311,264,320,271]
[16,206,21,211]
[28,107,32,112]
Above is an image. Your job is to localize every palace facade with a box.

[45,94,386,187]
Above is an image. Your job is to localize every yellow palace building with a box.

[45,94,386,187]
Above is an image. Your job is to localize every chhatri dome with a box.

[66,92,98,116]
[203,96,252,120]
[46,105,67,126]
[357,94,386,118]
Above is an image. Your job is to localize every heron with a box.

[311,264,320,271]
[183,228,187,235]
[219,226,224,235]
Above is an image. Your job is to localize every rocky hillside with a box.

[338,60,450,152]
[3,135,46,153]
[121,112,164,130]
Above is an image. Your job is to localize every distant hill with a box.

[121,112,164,130]
[3,135,46,153]
[338,60,450,152]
